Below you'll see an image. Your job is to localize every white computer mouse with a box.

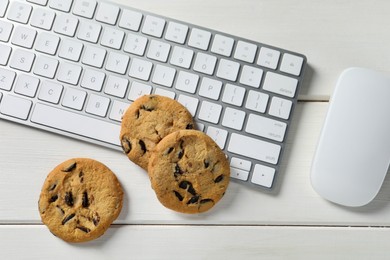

[311,67,390,207]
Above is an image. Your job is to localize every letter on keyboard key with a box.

[10,49,35,72]
[0,94,32,120]
[31,103,121,146]
[228,133,281,165]
[0,68,16,91]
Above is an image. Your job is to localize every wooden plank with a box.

[2,103,390,225]
[0,225,389,260]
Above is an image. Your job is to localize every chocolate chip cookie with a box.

[120,95,195,170]
[148,130,230,214]
[38,158,124,243]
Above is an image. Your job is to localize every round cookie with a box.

[120,95,195,170]
[148,130,230,214]
[38,158,124,243]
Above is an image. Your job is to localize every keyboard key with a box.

[54,14,79,37]
[34,32,60,55]
[85,93,110,117]
[80,68,105,91]
[77,21,101,43]
[233,40,257,63]
[177,94,198,117]
[175,71,199,93]
[0,68,15,91]
[211,34,234,57]
[154,87,175,99]
[142,15,165,38]
[216,58,240,81]
[228,133,281,165]
[263,72,298,98]
[280,53,304,76]
[257,47,280,70]
[188,28,211,50]
[33,55,59,79]
[49,0,73,12]
[109,100,130,122]
[14,74,40,97]
[7,1,32,24]
[9,49,35,72]
[170,46,193,69]
[0,94,32,120]
[0,44,11,65]
[251,164,276,188]
[11,26,37,48]
[62,87,86,110]
[199,77,222,100]
[230,167,249,181]
[230,157,252,171]
[193,52,216,75]
[73,0,97,19]
[123,33,147,56]
[246,114,287,142]
[222,107,245,130]
[118,9,142,31]
[128,58,152,81]
[128,81,151,101]
[82,45,106,68]
[245,90,269,113]
[101,27,124,49]
[58,39,83,61]
[57,62,82,85]
[165,21,188,44]
[104,75,128,98]
[31,103,121,146]
[0,0,9,17]
[105,51,129,74]
[30,8,55,30]
[0,20,13,42]
[221,83,245,106]
[38,81,63,104]
[206,126,228,149]
[95,2,119,25]
[239,65,263,88]
[147,39,171,62]
[268,96,293,120]
[198,100,222,124]
[152,64,176,87]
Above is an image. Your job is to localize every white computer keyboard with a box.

[0,0,307,189]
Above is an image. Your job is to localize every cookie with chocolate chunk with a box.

[38,158,123,243]
[120,95,195,170]
[148,130,230,214]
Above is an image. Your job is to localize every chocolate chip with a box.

[62,162,76,172]
[65,192,74,207]
[135,109,140,119]
[187,196,199,204]
[166,147,174,155]
[186,124,193,129]
[48,183,57,191]
[139,140,147,154]
[200,199,214,204]
[204,160,210,168]
[177,150,184,159]
[173,191,184,201]
[82,191,89,208]
[121,137,132,154]
[141,105,154,112]
[76,226,91,233]
[49,195,58,203]
[179,181,196,196]
[214,175,224,183]
[93,212,100,226]
[79,171,84,183]
[62,213,75,225]
[174,164,183,176]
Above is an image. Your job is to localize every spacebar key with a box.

[31,103,120,146]
[227,133,281,165]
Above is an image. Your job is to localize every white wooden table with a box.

[1,0,390,259]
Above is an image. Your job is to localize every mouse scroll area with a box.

[311,68,390,207]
